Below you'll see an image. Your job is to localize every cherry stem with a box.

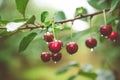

[70,21,74,41]
[89,16,93,37]
[52,20,56,40]
[103,10,107,25]
[23,14,26,21]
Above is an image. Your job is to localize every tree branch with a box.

[55,8,110,23]
[0,9,110,30]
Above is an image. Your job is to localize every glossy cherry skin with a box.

[100,25,112,36]
[48,40,63,53]
[58,40,63,47]
[41,52,51,62]
[108,31,118,40]
[66,42,78,54]
[52,52,62,62]
[85,38,97,48]
[44,32,54,42]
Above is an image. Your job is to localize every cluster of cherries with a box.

[41,25,118,63]
[100,25,118,41]
[41,32,78,63]
[85,25,118,51]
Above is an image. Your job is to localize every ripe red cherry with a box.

[41,52,51,62]
[58,40,63,47]
[66,42,78,54]
[44,32,54,42]
[52,52,62,62]
[85,38,97,48]
[108,31,118,40]
[100,25,112,36]
[48,40,63,53]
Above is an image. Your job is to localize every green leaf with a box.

[0,30,11,36]
[78,70,97,79]
[56,61,79,75]
[0,20,10,24]
[13,18,26,22]
[43,20,51,27]
[117,21,120,34]
[109,0,120,12]
[41,11,49,22]
[15,0,29,17]
[62,29,89,43]
[99,35,105,43]
[19,32,37,52]
[107,16,118,24]
[68,61,79,67]
[0,16,10,24]
[68,75,78,80]
[75,7,87,17]
[54,11,66,22]
[54,23,63,30]
[26,15,36,24]
[56,66,69,75]
[73,29,89,40]
[87,0,109,10]
[75,7,88,21]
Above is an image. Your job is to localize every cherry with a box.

[41,52,51,62]
[44,32,54,42]
[52,52,62,62]
[100,25,112,36]
[108,31,118,41]
[48,40,63,53]
[85,38,97,48]
[58,40,63,47]
[66,42,78,54]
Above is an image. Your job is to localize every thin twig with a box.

[0,9,110,30]
[55,8,110,23]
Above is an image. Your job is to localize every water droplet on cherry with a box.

[90,48,94,52]
[46,42,49,44]
[113,40,116,42]
[105,36,108,38]
[101,35,103,37]
[54,61,57,64]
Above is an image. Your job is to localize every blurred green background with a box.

[0,0,120,80]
